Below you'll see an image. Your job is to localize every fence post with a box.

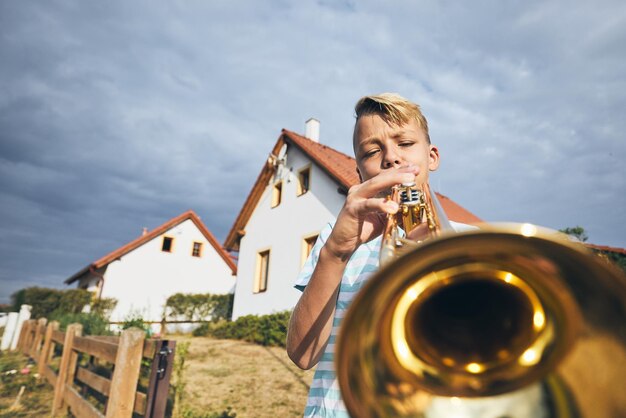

[18,320,34,354]
[159,317,167,337]
[14,320,26,353]
[106,327,146,418]
[11,304,32,351]
[145,340,177,418]
[31,317,48,358]
[51,323,83,416]
[38,321,59,377]
[0,312,18,351]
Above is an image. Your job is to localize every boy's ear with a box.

[428,145,440,171]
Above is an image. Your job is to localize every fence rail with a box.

[16,318,176,418]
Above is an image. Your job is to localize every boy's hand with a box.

[324,166,420,261]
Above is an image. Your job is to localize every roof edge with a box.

[65,210,237,285]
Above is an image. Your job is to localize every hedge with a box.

[11,287,92,319]
[192,311,291,347]
[165,293,233,322]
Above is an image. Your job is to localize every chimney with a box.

[142,227,148,236]
[305,118,320,142]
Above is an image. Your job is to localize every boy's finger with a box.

[354,197,399,215]
[355,168,420,198]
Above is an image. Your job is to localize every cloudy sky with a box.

[1,1,625,303]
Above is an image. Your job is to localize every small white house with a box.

[65,210,237,324]
[225,120,482,319]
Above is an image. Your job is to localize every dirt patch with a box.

[180,337,314,417]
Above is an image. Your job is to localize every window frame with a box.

[271,181,283,208]
[301,232,319,267]
[161,236,175,253]
[191,241,203,257]
[254,248,271,293]
[297,165,312,196]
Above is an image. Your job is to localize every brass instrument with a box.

[336,183,626,418]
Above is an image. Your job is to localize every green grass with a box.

[0,351,55,417]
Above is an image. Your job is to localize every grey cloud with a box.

[0,0,624,303]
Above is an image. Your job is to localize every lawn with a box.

[0,336,315,418]
[0,351,55,417]
[178,337,314,417]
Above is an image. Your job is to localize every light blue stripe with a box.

[312,369,338,380]
[332,316,344,327]
[348,250,379,261]
[336,300,352,310]
[320,351,335,362]
[304,406,350,418]
[307,387,343,400]
[344,264,378,275]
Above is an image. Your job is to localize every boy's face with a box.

[353,114,439,184]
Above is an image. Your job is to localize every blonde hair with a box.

[354,93,430,143]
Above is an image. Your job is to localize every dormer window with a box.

[192,242,203,257]
[162,236,174,253]
[271,181,282,208]
[297,166,311,196]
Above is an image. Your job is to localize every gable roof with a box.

[65,210,236,284]
[585,243,626,255]
[224,129,482,251]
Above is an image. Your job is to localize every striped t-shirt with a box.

[294,222,381,417]
[294,221,475,417]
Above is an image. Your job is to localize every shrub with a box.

[121,312,153,336]
[90,297,118,317]
[165,293,233,322]
[193,311,291,347]
[49,312,112,336]
[10,287,92,318]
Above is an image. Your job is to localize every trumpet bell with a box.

[336,223,626,418]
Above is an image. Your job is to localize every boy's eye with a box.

[363,149,380,158]
[399,141,414,147]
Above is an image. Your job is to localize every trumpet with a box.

[380,182,450,266]
[336,183,626,417]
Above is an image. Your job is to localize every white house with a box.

[225,120,482,319]
[65,210,237,324]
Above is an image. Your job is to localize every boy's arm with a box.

[286,167,419,370]
[286,245,348,369]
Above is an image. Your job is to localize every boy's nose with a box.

[382,150,403,169]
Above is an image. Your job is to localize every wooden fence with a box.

[16,318,176,418]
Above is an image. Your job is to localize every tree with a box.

[559,226,588,242]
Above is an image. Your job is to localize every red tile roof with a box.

[224,129,482,250]
[585,243,626,255]
[65,210,236,284]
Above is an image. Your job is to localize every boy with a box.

[287,93,442,417]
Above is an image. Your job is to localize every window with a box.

[162,236,174,252]
[301,234,319,266]
[271,181,282,208]
[254,249,270,293]
[192,242,203,257]
[297,166,311,196]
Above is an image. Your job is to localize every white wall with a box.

[231,146,345,319]
[100,219,235,322]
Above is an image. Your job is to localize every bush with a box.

[121,312,153,337]
[90,297,118,317]
[193,311,290,347]
[166,293,233,322]
[49,312,112,336]
[10,287,92,318]
[595,250,626,273]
